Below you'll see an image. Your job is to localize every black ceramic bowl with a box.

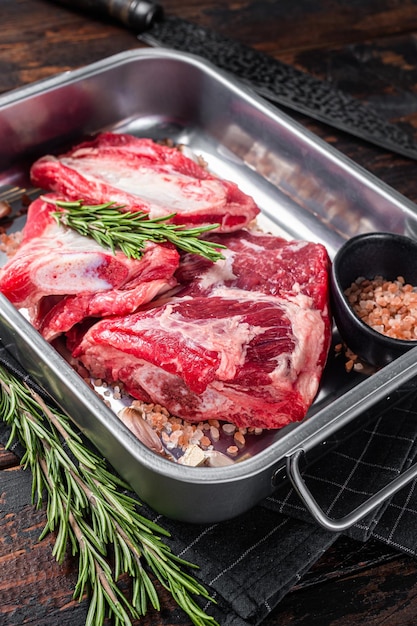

[331,232,417,367]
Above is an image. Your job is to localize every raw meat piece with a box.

[0,194,179,340]
[73,230,331,429]
[175,229,329,311]
[30,132,260,232]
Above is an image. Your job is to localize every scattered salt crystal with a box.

[210,426,220,442]
[200,435,212,450]
[234,431,246,448]
[161,431,171,444]
[222,423,236,435]
[190,428,204,444]
[163,422,173,434]
[169,430,182,445]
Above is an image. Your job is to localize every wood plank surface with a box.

[3,1,417,624]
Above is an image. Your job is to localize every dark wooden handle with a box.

[49,0,163,32]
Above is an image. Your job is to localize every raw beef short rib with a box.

[73,230,331,429]
[30,132,260,232]
[0,194,180,340]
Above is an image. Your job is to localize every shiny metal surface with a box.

[1,49,417,524]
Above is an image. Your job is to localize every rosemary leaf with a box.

[44,196,226,263]
[0,366,218,626]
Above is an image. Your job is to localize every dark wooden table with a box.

[3,1,417,624]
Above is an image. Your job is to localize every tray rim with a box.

[2,47,417,238]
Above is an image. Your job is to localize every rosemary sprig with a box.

[44,197,226,263]
[0,366,218,626]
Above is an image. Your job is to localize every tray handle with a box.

[287,447,417,532]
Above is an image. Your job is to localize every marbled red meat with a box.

[73,230,331,429]
[175,230,329,311]
[0,194,179,340]
[30,132,260,232]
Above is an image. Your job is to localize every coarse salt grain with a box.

[222,423,236,435]
[345,275,417,340]
[234,431,246,448]
[100,382,267,463]
[200,436,212,450]
[190,428,204,444]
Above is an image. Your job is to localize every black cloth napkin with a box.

[159,376,417,625]
[2,341,417,625]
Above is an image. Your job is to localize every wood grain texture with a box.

[0,465,88,624]
[0,444,18,469]
[3,1,417,624]
[157,0,417,52]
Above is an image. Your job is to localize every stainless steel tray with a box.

[2,48,417,527]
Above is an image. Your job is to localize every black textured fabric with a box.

[160,509,336,625]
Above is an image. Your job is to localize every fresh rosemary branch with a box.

[44,197,226,263]
[0,365,218,626]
